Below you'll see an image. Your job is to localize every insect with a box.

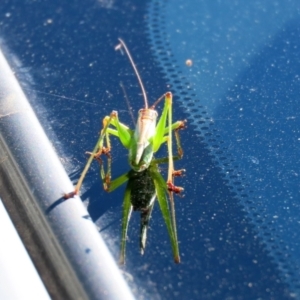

[67,39,186,264]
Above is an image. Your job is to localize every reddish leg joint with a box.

[167,182,184,194]
[173,169,185,177]
[64,188,79,199]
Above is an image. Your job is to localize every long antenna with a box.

[116,38,148,109]
[120,81,136,126]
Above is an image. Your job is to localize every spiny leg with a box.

[164,93,184,194]
[94,111,133,191]
[166,131,181,263]
[87,120,114,191]
[90,147,112,192]
[166,92,183,263]
[119,180,133,265]
[163,119,186,161]
[155,119,186,181]
[152,92,186,181]
[64,112,115,198]
[151,163,180,263]
[154,92,186,174]
[174,120,186,159]
[152,155,185,188]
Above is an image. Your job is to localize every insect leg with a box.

[164,92,182,263]
[164,119,186,159]
[151,164,180,263]
[64,113,115,198]
[119,182,133,265]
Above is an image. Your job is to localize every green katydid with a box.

[67,39,185,264]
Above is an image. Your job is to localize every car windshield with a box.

[1,0,299,299]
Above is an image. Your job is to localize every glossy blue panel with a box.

[0,0,298,299]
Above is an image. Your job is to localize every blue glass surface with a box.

[0,0,299,299]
